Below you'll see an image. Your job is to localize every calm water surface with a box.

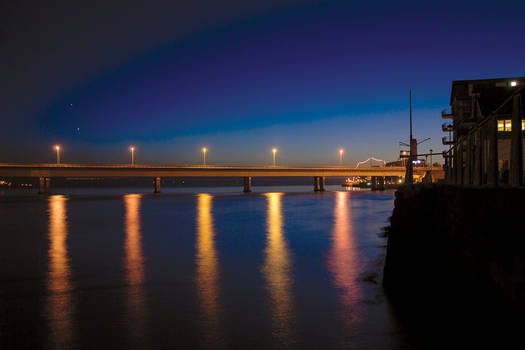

[0,187,404,349]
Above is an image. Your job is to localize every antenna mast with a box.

[410,89,413,141]
[405,89,414,184]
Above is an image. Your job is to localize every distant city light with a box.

[510,81,517,87]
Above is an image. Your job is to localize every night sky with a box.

[2,0,524,165]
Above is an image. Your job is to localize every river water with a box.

[1,186,407,349]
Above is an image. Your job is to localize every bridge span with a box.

[0,163,443,193]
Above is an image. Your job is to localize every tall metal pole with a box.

[405,90,414,184]
[430,149,433,173]
[410,89,413,142]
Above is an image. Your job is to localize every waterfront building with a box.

[442,77,525,185]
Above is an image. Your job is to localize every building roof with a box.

[450,77,525,116]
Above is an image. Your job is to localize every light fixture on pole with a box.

[55,145,60,164]
[339,149,344,166]
[202,147,207,166]
[272,148,277,167]
[130,146,135,166]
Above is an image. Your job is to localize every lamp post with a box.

[202,147,207,166]
[55,145,60,164]
[339,149,344,166]
[272,148,277,167]
[130,146,135,166]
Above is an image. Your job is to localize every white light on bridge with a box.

[510,81,517,87]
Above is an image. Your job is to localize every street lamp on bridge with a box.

[202,147,207,166]
[272,148,277,167]
[129,146,135,166]
[55,145,60,164]
[339,149,344,166]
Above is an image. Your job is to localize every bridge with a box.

[0,163,443,193]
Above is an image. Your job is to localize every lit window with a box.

[497,120,505,132]
[510,81,517,87]
[505,120,512,131]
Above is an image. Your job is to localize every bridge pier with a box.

[154,177,161,193]
[313,176,320,191]
[243,176,252,193]
[371,176,377,190]
[378,176,385,190]
[38,177,45,194]
[319,176,325,191]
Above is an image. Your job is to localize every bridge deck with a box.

[0,164,442,178]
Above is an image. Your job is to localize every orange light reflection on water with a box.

[47,194,73,348]
[124,194,147,341]
[328,191,362,323]
[263,192,294,344]
[196,193,222,346]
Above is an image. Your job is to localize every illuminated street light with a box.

[272,148,277,167]
[339,149,344,166]
[202,147,207,166]
[55,145,60,164]
[130,146,135,166]
[510,81,517,87]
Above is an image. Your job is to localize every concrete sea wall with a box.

[383,185,525,315]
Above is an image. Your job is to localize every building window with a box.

[497,119,525,132]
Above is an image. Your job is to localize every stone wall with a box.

[383,184,525,315]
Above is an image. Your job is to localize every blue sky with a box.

[2,0,524,165]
